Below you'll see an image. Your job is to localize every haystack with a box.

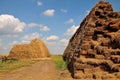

[63,1,120,79]
[8,38,50,59]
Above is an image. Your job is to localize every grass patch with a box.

[51,55,67,70]
[0,60,38,73]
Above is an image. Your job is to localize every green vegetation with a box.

[51,55,67,70]
[0,55,67,73]
[0,60,38,73]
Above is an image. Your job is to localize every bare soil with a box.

[0,60,73,80]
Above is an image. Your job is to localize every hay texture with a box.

[63,1,120,79]
[8,38,50,59]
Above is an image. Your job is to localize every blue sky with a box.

[0,0,120,54]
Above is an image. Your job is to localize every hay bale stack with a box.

[8,38,50,59]
[63,1,120,79]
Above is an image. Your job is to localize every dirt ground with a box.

[0,60,74,80]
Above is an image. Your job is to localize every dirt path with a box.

[0,60,73,80]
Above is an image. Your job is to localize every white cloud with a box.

[65,18,74,24]
[0,39,2,47]
[22,32,42,43]
[0,14,26,36]
[27,23,50,32]
[42,38,69,54]
[3,47,7,50]
[60,38,69,46]
[27,23,39,27]
[60,9,68,13]
[65,25,79,37]
[40,26,50,31]
[37,1,42,6]
[9,40,20,47]
[43,9,55,17]
[46,35,59,41]
[86,10,90,15]
[12,41,19,45]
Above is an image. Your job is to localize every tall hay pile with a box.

[8,38,50,59]
[63,1,120,79]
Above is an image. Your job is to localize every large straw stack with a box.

[9,38,50,59]
[63,1,120,79]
